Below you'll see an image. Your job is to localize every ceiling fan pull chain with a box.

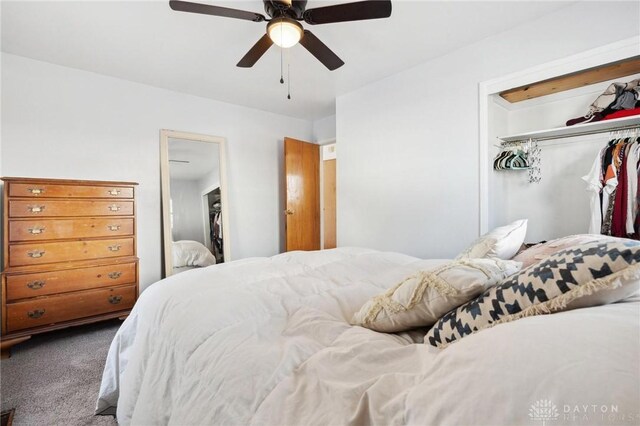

[287,62,291,100]
[279,25,284,84]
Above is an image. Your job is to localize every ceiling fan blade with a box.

[299,30,344,71]
[169,0,266,22]
[303,0,391,25]
[237,34,274,68]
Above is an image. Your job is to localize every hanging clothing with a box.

[583,148,604,234]
[626,142,640,234]
[611,142,629,237]
[600,143,620,235]
[586,136,640,239]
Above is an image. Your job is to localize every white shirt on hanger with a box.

[582,148,605,234]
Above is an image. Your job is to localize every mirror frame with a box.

[160,129,231,277]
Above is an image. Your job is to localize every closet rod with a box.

[498,116,640,143]
[498,123,640,145]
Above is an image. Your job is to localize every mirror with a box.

[160,130,230,277]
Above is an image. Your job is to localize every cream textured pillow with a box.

[456,219,527,260]
[352,258,522,333]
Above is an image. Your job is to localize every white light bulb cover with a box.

[267,18,303,48]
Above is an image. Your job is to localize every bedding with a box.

[172,240,216,268]
[172,265,198,274]
[97,247,640,425]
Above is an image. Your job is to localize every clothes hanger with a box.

[493,148,510,170]
[510,149,530,170]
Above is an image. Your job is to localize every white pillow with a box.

[172,240,217,268]
[456,219,527,260]
[351,258,522,333]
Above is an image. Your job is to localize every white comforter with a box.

[97,248,640,425]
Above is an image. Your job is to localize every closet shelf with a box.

[498,115,640,143]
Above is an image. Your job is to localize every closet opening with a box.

[479,37,640,242]
[203,187,223,263]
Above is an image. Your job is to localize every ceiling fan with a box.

[169,0,392,71]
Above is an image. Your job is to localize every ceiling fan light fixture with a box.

[267,17,303,48]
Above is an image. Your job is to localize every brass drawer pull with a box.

[27,309,45,319]
[108,244,121,252]
[27,250,45,258]
[108,204,120,212]
[108,271,122,279]
[27,280,46,290]
[27,205,45,213]
[28,226,45,235]
[107,225,121,231]
[28,188,45,195]
[109,295,123,304]
[107,189,121,196]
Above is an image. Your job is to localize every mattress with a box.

[96,247,640,425]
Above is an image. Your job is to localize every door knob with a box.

[285,209,294,215]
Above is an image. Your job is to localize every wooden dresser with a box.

[1,177,139,357]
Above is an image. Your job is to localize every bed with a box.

[96,247,640,425]
[171,240,216,275]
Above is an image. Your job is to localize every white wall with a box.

[169,178,205,243]
[1,53,312,289]
[198,167,221,194]
[336,1,640,259]
[313,115,336,142]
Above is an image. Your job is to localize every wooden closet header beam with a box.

[499,56,640,103]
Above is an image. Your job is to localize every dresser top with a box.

[1,177,138,186]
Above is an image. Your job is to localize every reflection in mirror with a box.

[161,131,229,277]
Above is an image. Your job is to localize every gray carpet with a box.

[1,320,121,425]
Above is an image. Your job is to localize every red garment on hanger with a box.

[611,145,629,237]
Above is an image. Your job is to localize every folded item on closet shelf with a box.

[612,90,639,110]
[566,79,640,126]
[566,112,605,126]
[604,106,640,121]
[590,79,639,114]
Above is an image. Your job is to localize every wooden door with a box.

[323,159,337,249]
[285,137,320,251]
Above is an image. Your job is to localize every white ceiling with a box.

[168,137,220,181]
[1,1,576,120]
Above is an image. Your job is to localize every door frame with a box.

[318,138,336,249]
[201,183,220,254]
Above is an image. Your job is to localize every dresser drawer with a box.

[8,200,134,218]
[8,238,134,267]
[6,285,136,332]
[9,218,134,242]
[5,262,137,301]
[9,182,134,199]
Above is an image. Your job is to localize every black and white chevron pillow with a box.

[426,239,640,348]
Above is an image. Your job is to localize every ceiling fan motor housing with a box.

[264,0,307,20]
